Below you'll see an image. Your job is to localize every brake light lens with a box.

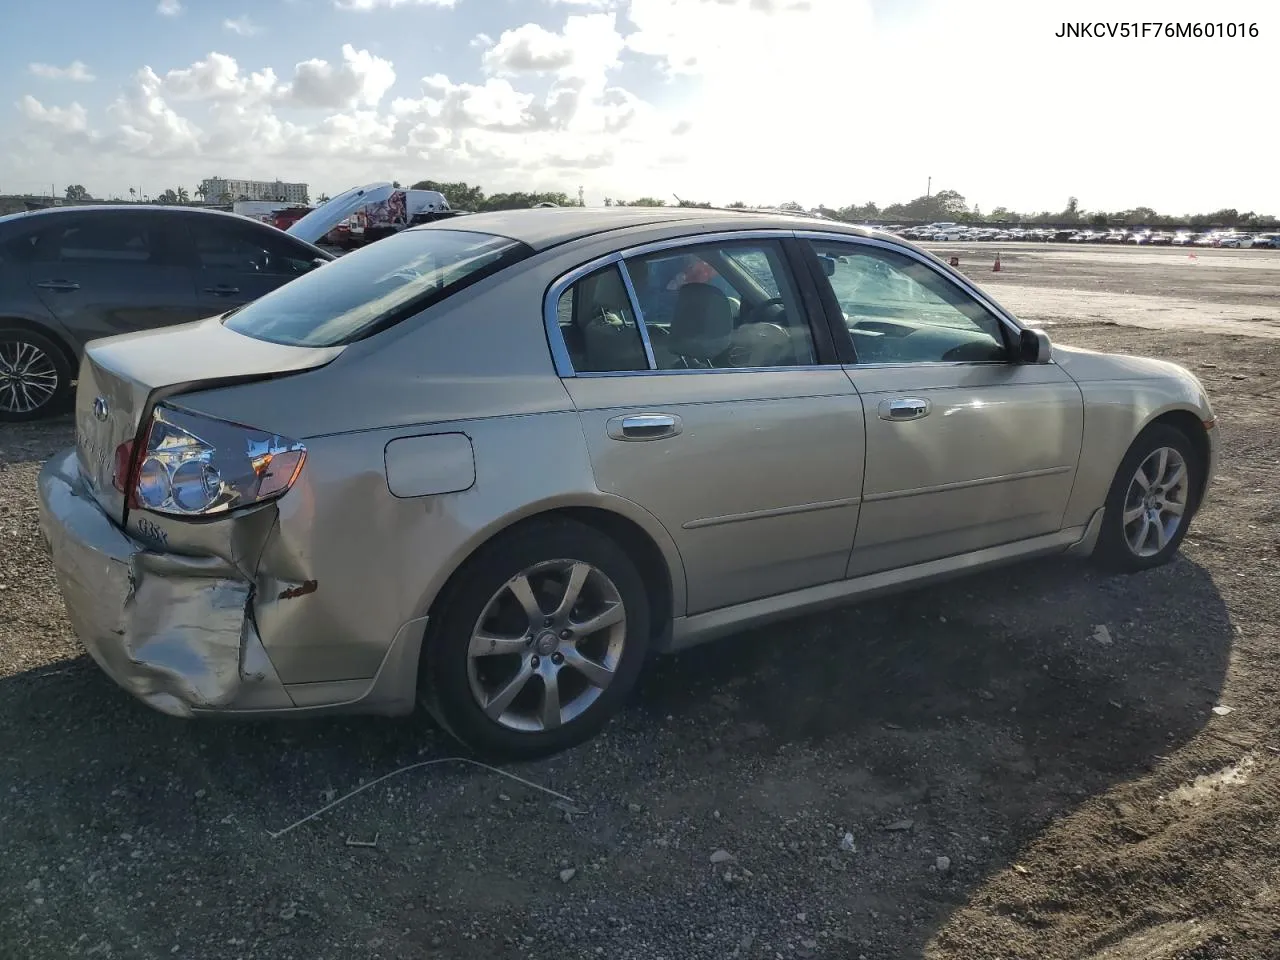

[112,440,135,493]
[130,405,306,517]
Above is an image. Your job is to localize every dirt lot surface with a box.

[3,244,1280,960]
[932,241,1280,339]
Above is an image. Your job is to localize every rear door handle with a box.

[203,285,241,296]
[878,397,931,421]
[35,280,80,292]
[606,413,682,441]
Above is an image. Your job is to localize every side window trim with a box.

[544,229,844,379]
[616,260,658,370]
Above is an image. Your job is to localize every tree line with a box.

[54,179,1278,228]
[411,181,1278,228]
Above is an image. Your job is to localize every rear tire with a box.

[0,327,73,422]
[419,519,651,761]
[1092,423,1201,573]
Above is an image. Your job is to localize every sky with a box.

[2,0,1277,214]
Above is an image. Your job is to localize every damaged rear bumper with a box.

[36,449,420,718]
[37,449,293,716]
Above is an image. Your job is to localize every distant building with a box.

[201,177,308,205]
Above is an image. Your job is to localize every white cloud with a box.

[29,61,96,82]
[483,23,576,73]
[334,0,457,9]
[223,16,261,36]
[284,44,396,108]
[147,47,394,110]
[18,95,90,134]
[484,14,623,81]
[470,33,494,49]
[395,75,539,131]
[156,0,182,15]
[106,68,202,156]
[160,53,279,102]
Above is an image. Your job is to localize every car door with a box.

[551,233,866,616]
[26,211,203,345]
[188,215,324,315]
[799,235,1085,578]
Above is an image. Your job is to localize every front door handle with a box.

[606,413,682,441]
[878,397,931,421]
[203,285,241,296]
[35,280,80,292]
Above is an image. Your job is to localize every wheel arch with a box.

[1143,407,1213,511]
[0,315,80,372]
[419,497,685,652]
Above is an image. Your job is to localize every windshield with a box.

[222,228,530,347]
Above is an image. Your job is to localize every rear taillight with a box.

[111,441,134,493]
[129,405,307,518]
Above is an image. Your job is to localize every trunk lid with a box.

[75,317,344,522]
[286,182,395,245]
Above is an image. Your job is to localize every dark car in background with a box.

[0,192,371,421]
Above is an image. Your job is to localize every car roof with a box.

[405,206,878,252]
[0,204,280,229]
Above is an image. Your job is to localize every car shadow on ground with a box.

[0,554,1232,960]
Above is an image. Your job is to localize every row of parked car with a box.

[891,223,1280,248]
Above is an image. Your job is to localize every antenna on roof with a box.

[672,193,684,206]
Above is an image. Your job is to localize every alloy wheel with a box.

[0,339,60,415]
[466,559,627,732]
[1122,446,1189,558]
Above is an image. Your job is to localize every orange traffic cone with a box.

[992,252,1002,272]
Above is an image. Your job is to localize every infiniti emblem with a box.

[92,396,109,422]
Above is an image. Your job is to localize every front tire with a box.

[419,519,651,760]
[0,327,72,422]
[1092,423,1201,572]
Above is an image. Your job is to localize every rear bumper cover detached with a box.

[37,449,293,716]
[36,448,421,718]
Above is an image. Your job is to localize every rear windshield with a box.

[222,228,531,347]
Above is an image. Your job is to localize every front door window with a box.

[808,241,1009,364]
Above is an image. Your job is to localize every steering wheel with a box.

[748,297,788,324]
[724,321,792,368]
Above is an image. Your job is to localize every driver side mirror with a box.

[1019,327,1053,364]
[817,255,836,277]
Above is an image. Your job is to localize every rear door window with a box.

[29,213,183,267]
[222,228,531,347]
[626,239,818,370]
[34,216,154,263]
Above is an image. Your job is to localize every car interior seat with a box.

[664,282,734,368]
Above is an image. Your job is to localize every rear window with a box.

[222,228,531,347]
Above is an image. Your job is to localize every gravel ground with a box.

[2,244,1280,960]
